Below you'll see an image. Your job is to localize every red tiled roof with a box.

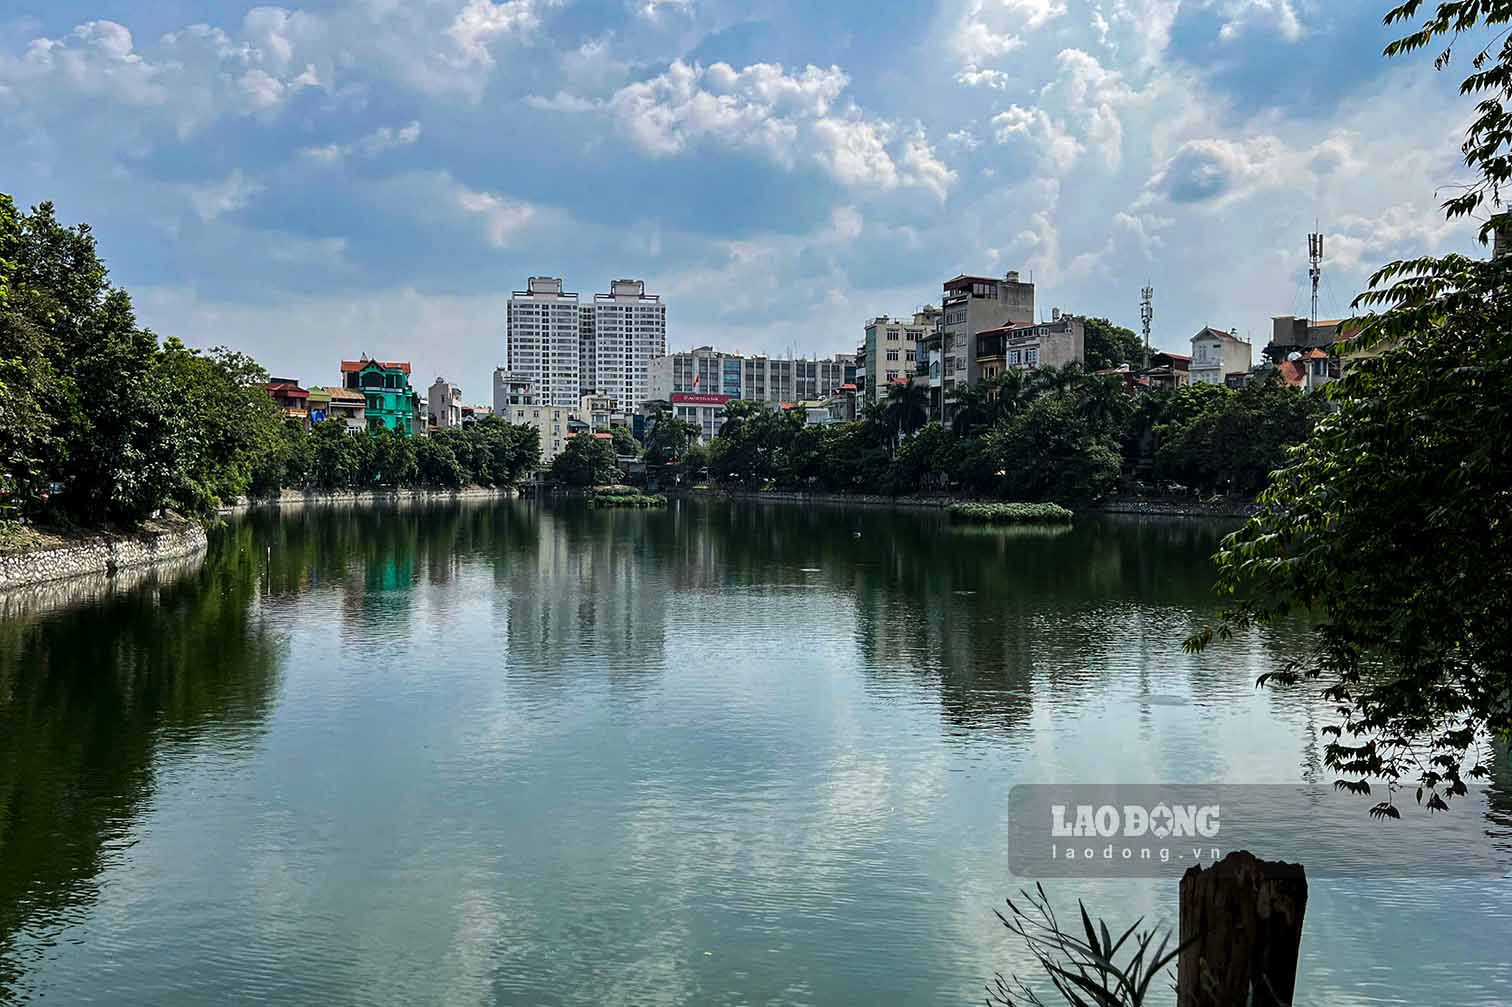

[1278,361,1307,386]
[1305,348,1330,359]
[266,382,309,398]
[340,359,412,374]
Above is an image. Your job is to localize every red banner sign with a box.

[671,392,733,405]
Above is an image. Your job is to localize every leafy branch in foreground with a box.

[987,885,1186,1007]
[1187,1,1512,816]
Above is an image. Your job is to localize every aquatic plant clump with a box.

[948,502,1073,525]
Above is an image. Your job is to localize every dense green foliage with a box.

[590,492,668,508]
[1190,0,1512,814]
[0,197,540,527]
[550,433,621,487]
[1081,317,1146,372]
[694,365,1317,507]
[948,502,1073,525]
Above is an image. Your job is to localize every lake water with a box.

[1,499,1509,1005]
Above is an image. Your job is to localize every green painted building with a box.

[341,358,421,434]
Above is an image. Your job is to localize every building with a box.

[861,310,934,400]
[1267,315,1342,391]
[648,348,851,408]
[1189,328,1253,386]
[428,377,464,430]
[504,404,587,464]
[506,277,581,408]
[341,357,421,433]
[590,279,666,411]
[975,315,1085,380]
[927,272,1035,398]
[1145,351,1191,391]
[321,387,368,431]
[493,369,536,413]
[265,378,310,427]
[827,383,860,424]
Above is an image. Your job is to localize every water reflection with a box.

[0,524,282,998]
[0,499,1506,1006]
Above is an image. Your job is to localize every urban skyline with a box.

[0,1,1481,392]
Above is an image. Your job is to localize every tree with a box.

[989,396,1121,506]
[643,410,700,467]
[609,426,641,459]
[1155,375,1324,495]
[550,433,620,487]
[1082,317,1145,371]
[415,437,466,488]
[1189,1,1512,814]
[883,380,929,444]
[310,420,361,490]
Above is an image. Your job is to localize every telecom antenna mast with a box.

[1308,230,1324,328]
[1139,286,1154,368]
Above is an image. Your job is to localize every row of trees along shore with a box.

[0,194,540,529]
[641,363,1325,506]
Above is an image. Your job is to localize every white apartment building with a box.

[592,280,666,412]
[862,310,934,400]
[428,377,463,429]
[648,348,851,407]
[506,276,666,410]
[507,277,581,408]
[493,369,536,412]
[1189,327,1253,385]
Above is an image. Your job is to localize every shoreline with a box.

[218,485,518,514]
[0,517,209,593]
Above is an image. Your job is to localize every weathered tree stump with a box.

[1177,851,1308,1007]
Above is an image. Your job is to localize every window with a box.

[886,350,899,361]
[1025,349,1038,366]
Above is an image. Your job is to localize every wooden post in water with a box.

[1177,851,1308,1007]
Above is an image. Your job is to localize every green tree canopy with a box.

[1190,0,1512,814]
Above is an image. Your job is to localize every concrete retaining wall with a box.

[0,522,209,592]
[221,486,517,513]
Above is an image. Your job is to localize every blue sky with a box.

[0,0,1480,398]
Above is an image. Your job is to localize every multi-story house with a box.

[1189,328,1253,386]
[926,272,1035,401]
[265,378,310,427]
[341,357,421,434]
[428,377,464,429]
[321,387,368,431]
[505,404,588,464]
[1266,315,1342,391]
[975,315,1085,380]
[862,309,934,400]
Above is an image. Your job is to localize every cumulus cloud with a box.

[447,0,553,67]
[955,64,1011,89]
[1215,0,1304,43]
[605,60,955,199]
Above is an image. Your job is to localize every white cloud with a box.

[187,170,263,222]
[951,0,1065,66]
[302,121,423,163]
[992,105,1084,171]
[0,21,166,106]
[955,64,1011,89]
[455,185,537,246]
[447,0,552,66]
[947,128,981,151]
[1215,0,1304,43]
[606,60,954,199]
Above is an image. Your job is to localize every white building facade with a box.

[648,348,851,407]
[862,310,934,400]
[592,280,666,413]
[506,277,581,408]
[427,377,464,429]
[1189,327,1253,385]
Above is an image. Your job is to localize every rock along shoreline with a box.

[0,518,210,593]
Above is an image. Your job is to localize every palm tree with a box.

[1032,361,1086,399]
[884,380,929,444]
[947,382,989,436]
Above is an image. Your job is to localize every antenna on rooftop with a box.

[1308,227,1324,328]
[1139,286,1154,369]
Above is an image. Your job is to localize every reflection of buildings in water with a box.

[499,507,668,680]
[0,539,281,997]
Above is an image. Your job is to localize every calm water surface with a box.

[1,499,1509,1005]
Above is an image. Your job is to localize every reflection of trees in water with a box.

[0,524,282,997]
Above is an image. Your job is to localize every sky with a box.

[0,0,1483,399]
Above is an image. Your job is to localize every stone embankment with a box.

[0,519,209,592]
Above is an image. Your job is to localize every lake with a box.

[1,498,1509,1005]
